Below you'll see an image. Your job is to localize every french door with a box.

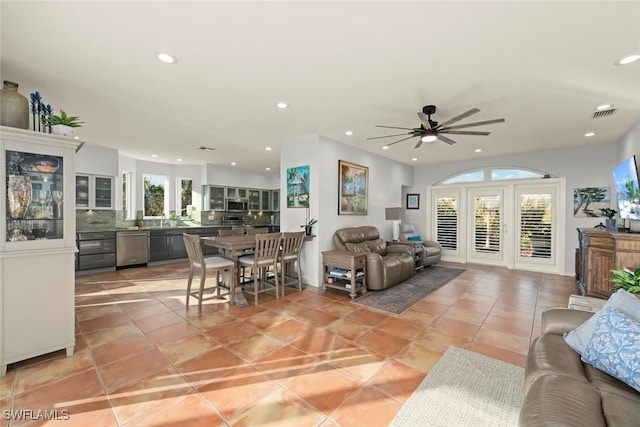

[428,179,565,274]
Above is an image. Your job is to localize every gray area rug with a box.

[352,266,464,314]
[390,346,524,427]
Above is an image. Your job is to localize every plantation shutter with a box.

[436,196,458,251]
[519,193,553,259]
[473,194,501,254]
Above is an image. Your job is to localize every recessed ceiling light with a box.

[265,167,271,171]
[474,148,482,153]
[265,147,272,151]
[617,54,640,65]
[585,132,596,137]
[151,154,158,158]
[596,104,612,111]
[411,157,418,162]
[176,158,182,162]
[382,145,389,150]
[276,102,288,109]
[345,130,353,136]
[156,53,176,64]
[231,162,236,166]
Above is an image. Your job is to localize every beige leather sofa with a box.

[398,223,442,267]
[333,226,415,290]
[520,308,640,426]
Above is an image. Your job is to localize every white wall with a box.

[204,164,279,189]
[280,135,414,287]
[408,143,619,275]
[76,144,118,176]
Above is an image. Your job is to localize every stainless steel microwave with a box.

[225,199,248,212]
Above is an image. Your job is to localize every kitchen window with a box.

[143,174,167,217]
[122,171,132,219]
[179,178,192,217]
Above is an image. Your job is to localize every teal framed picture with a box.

[286,165,309,208]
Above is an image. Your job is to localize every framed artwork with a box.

[286,165,310,208]
[573,186,611,217]
[407,193,420,209]
[338,160,368,215]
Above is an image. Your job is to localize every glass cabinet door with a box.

[94,176,113,208]
[6,150,64,242]
[76,174,89,208]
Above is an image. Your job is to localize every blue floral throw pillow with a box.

[581,306,640,393]
[563,289,640,355]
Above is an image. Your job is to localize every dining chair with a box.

[237,232,281,305]
[279,231,305,294]
[247,227,269,235]
[218,228,245,236]
[183,234,236,313]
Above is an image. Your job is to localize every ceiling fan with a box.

[368,105,505,148]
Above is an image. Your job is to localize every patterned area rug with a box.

[390,346,524,427]
[352,266,464,314]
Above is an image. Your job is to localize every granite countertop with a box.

[78,223,280,233]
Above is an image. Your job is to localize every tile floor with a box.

[1,262,576,426]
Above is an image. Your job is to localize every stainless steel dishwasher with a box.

[116,230,149,268]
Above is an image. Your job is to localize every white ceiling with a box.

[2,1,639,173]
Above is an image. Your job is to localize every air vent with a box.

[592,108,616,119]
[198,146,215,151]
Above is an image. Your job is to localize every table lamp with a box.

[385,207,404,241]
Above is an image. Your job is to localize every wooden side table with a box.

[322,250,367,299]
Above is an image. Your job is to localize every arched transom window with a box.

[438,167,550,185]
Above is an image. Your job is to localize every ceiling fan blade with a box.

[366,132,412,140]
[414,139,423,149]
[385,135,418,147]
[440,118,505,131]
[442,130,491,136]
[434,108,480,129]
[437,134,457,145]
[375,125,416,130]
[417,112,431,129]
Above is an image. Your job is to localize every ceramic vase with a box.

[51,124,76,136]
[305,226,313,236]
[7,175,32,219]
[0,81,29,129]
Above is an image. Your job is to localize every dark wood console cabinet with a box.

[577,228,640,298]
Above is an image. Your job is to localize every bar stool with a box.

[237,232,281,305]
[183,234,236,313]
[280,231,305,295]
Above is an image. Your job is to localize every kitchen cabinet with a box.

[261,190,270,211]
[149,228,198,261]
[226,187,247,199]
[1,126,82,375]
[75,174,114,209]
[77,231,116,270]
[248,189,261,211]
[271,190,279,212]
[203,185,225,210]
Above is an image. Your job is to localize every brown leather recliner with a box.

[399,223,442,267]
[333,226,415,290]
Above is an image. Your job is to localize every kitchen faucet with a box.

[160,213,166,228]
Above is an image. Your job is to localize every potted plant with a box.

[610,268,640,294]
[302,218,317,236]
[47,110,83,136]
[600,207,618,229]
[169,211,179,227]
[136,211,144,228]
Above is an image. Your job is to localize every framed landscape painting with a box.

[338,160,368,215]
[286,165,310,208]
[573,186,610,217]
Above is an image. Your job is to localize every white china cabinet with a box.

[0,126,82,375]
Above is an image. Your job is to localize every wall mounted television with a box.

[612,155,640,220]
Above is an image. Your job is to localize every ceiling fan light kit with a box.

[368,104,505,149]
